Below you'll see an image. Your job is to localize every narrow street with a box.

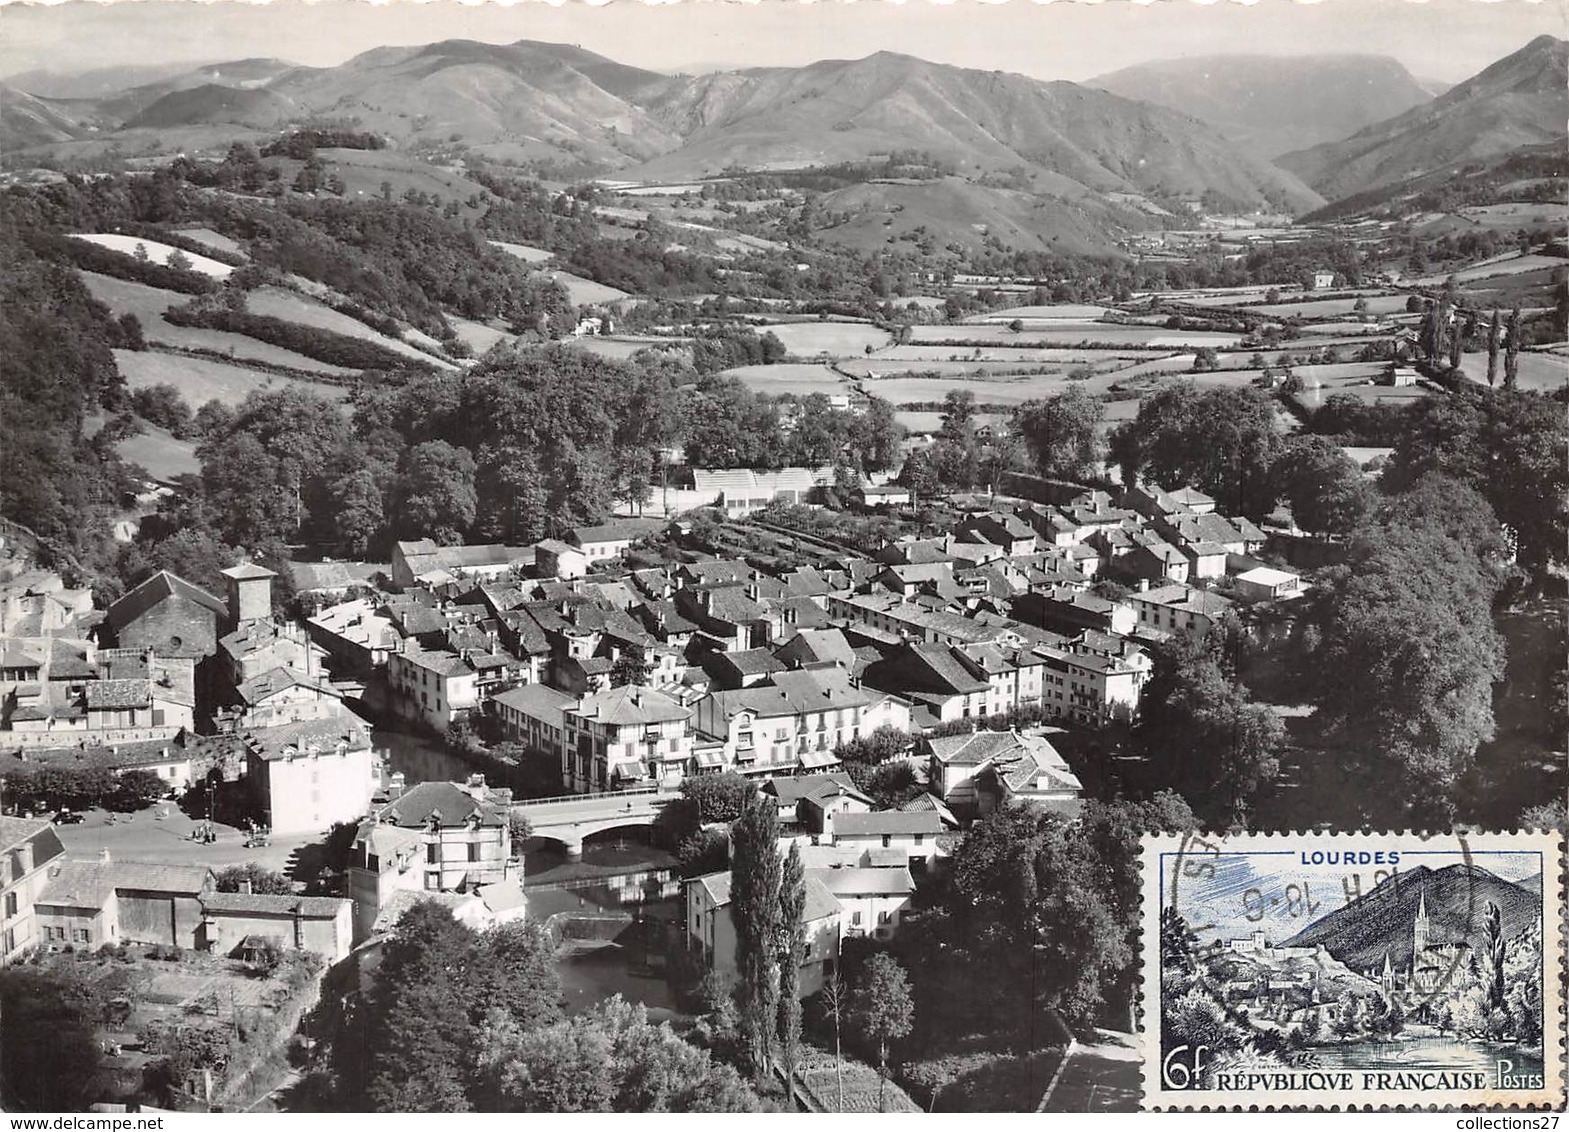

[1040,1029,1141,1112]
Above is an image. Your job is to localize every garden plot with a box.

[246,286,456,369]
[763,321,890,356]
[115,348,349,406]
[1286,363,1431,412]
[488,239,554,263]
[82,273,355,376]
[70,234,235,279]
[115,424,201,482]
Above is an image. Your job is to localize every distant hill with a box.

[4,61,215,100]
[1283,863,1541,974]
[264,39,685,167]
[124,84,297,131]
[0,84,87,150]
[1089,54,1433,159]
[92,58,304,124]
[1278,35,1569,203]
[633,51,1322,213]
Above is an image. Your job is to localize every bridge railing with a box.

[514,785,673,809]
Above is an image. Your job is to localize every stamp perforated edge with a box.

[1134,828,1567,1112]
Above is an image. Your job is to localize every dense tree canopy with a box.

[1110,382,1283,519]
[1305,476,1507,825]
[1012,388,1105,482]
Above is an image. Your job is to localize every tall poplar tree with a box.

[1504,307,1522,389]
[776,842,807,1093]
[729,795,782,1080]
[1486,310,1502,387]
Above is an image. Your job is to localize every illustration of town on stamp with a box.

[1141,831,1565,1109]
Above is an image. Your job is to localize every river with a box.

[373,727,475,786]
[373,731,686,1016]
[1303,1036,1542,1079]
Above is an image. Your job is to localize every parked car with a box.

[53,810,85,825]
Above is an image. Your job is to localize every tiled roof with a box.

[377,781,507,828]
[201,891,347,918]
[774,629,857,671]
[38,859,117,909]
[221,562,277,581]
[104,571,224,635]
[85,679,150,710]
[927,729,1022,767]
[0,815,55,851]
[571,518,665,547]
[809,866,915,897]
[764,771,858,805]
[107,860,213,895]
[569,684,690,726]
[492,683,574,716]
[477,879,526,914]
[690,871,841,923]
[833,810,942,837]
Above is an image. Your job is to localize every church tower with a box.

[1412,891,1430,963]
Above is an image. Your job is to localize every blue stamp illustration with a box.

[1140,831,1564,1108]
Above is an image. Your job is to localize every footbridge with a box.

[513,787,678,857]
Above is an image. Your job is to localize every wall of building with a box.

[117,891,204,948]
[117,597,217,659]
[203,907,352,964]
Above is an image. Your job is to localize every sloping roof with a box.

[774,629,858,671]
[928,729,1022,767]
[477,879,527,914]
[104,571,225,634]
[220,562,277,581]
[764,771,858,806]
[708,648,786,679]
[692,871,841,922]
[569,684,690,726]
[809,866,915,897]
[570,518,665,547]
[201,891,347,918]
[107,860,213,895]
[492,683,575,717]
[377,781,507,828]
[237,667,333,706]
[38,859,117,909]
[0,815,54,850]
[899,793,960,826]
[833,811,943,837]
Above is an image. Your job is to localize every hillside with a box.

[265,39,684,166]
[124,84,297,131]
[0,84,86,150]
[813,177,1132,256]
[633,52,1322,213]
[1278,35,1569,203]
[1284,863,1541,973]
[1089,54,1432,159]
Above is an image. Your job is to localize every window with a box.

[851,911,862,926]
[881,834,891,848]
[74,928,89,944]
[914,833,924,846]
[468,842,480,863]
[878,910,892,925]
[4,891,16,918]
[426,843,440,865]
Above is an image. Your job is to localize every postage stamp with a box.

[1140,830,1565,1109]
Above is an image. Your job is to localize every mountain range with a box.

[1283,863,1541,974]
[4,34,1564,222]
[1278,34,1569,202]
[1088,54,1434,160]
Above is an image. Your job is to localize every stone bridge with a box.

[512,788,677,857]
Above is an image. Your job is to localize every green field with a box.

[168,227,248,260]
[965,304,1114,321]
[1457,349,1567,392]
[447,316,514,356]
[488,239,554,264]
[115,348,350,406]
[906,323,1243,347]
[246,286,457,369]
[82,273,355,377]
[1253,295,1412,318]
[724,363,847,395]
[544,269,631,305]
[762,321,891,356]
